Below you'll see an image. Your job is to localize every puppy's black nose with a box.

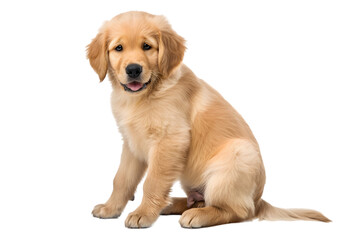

[126,64,142,79]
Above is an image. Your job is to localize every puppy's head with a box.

[87,11,186,94]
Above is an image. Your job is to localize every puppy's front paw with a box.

[92,203,123,219]
[125,210,158,228]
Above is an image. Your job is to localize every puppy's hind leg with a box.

[161,197,206,215]
[179,139,264,228]
[161,198,188,215]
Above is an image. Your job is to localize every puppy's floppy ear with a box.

[87,30,108,82]
[157,20,186,78]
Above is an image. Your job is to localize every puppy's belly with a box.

[180,168,207,198]
[187,189,205,207]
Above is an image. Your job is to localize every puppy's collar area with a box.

[120,78,151,93]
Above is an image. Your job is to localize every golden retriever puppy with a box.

[87,11,330,228]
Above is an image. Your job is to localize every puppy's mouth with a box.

[120,79,151,93]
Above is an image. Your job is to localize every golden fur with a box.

[87,11,330,228]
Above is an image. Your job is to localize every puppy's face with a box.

[107,17,159,93]
[87,12,186,95]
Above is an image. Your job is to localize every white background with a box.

[0,0,359,239]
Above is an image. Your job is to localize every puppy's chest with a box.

[115,107,173,161]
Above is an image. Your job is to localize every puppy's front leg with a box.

[125,137,187,228]
[92,141,147,219]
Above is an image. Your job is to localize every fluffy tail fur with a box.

[256,199,331,222]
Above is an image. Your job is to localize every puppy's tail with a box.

[255,199,331,222]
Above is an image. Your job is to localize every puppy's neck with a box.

[153,64,183,95]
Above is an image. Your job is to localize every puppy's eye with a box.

[143,43,152,50]
[115,45,123,51]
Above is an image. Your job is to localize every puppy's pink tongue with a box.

[126,82,143,91]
